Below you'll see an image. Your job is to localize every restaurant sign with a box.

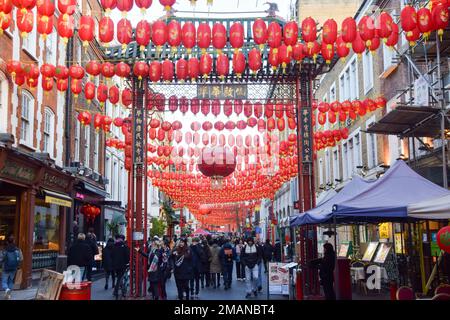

[0,159,37,184]
[133,107,144,166]
[197,84,248,99]
[42,171,70,192]
[300,108,313,163]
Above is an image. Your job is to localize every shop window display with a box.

[0,196,17,249]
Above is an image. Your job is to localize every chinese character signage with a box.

[300,108,313,163]
[133,108,144,165]
[197,84,248,99]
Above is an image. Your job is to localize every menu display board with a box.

[338,244,350,257]
[362,242,379,262]
[268,263,289,295]
[373,243,392,264]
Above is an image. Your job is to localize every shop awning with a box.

[333,160,450,221]
[408,194,450,220]
[316,189,338,206]
[83,182,108,198]
[43,189,72,208]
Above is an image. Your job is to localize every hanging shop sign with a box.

[42,171,71,192]
[133,106,144,166]
[197,84,248,99]
[45,195,72,208]
[379,223,390,239]
[300,108,312,162]
[0,159,37,184]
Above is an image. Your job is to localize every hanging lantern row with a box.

[77,112,113,133]
[314,97,386,126]
[313,127,350,151]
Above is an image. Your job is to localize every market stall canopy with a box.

[333,160,450,221]
[408,194,450,220]
[316,189,338,206]
[290,176,375,227]
[193,228,211,236]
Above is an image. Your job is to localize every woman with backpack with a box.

[159,239,173,300]
[172,238,193,300]
[1,236,23,299]
[136,237,164,300]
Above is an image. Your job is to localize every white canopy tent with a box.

[408,194,450,220]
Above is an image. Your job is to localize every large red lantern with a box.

[69,65,85,83]
[176,58,188,82]
[191,98,200,115]
[56,78,68,92]
[378,12,393,41]
[70,78,82,97]
[211,99,220,117]
[197,22,211,53]
[117,18,132,51]
[117,0,133,15]
[101,62,115,79]
[57,14,74,44]
[201,99,211,116]
[432,4,449,40]
[84,82,96,104]
[417,8,433,40]
[0,0,12,14]
[182,21,196,54]
[352,32,366,56]
[149,61,161,82]
[342,17,357,47]
[267,21,282,48]
[283,20,298,49]
[302,17,316,44]
[401,5,417,36]
[248,48,262,73]
[212,22,226,53]
[336,35,350,60]
[197,147,236,180]
[0,11,12,35]
[115,61,130,78]
[100,0,117,15]
[16,8,33,38]
[279,44,292,70]
[368,36,380,52]
[200,53,212,78]
[251,19,267,50]
[216,53,229,80]
[76,16,94,48]
[405,27,420,47]
[230,22,244,53]
[437,226,450,254]
[40,63,55,78]
[167,20,182,52]
[305,40,320,62]
[269,47,280,70]
[77,111,92,126]
[136,20,151,51]
[159,0,175,12]
[386,22,399,48]
[292,43,305,63]
[121,88,132,108]
[321,42,334,64]
[133,61,149,80]
[322,19,337,49]
[37,13,52,40]
[188,57,199,81]
[232,51,246,78]
[162,59,174,82]
[97,84,108,106]
[234,100,243,115]
[152,20,167,51]
[358,15,375,47]
[99,16,114,45]
[85,60,101,79]
[109,86,120,105]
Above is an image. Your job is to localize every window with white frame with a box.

[339,56,358,102]
[43,108,54,155]
[382,43,395,72]
[354,132,362,168]
[84,126,90,167]
[318,158,324,186]
[0,72,8,132]
[20,91,34,146]
[332,148,340,182]
[45,28,57,65]
[342,142,349,180]
[22,8,37,56]
[325,150,331,184]
[94,132,99,172]
[105,155,111,196]
[366,116,378,168]
[363,50,374,94]
[74,113,80,161]
[348,138,355,176]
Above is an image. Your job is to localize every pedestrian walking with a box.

[0,235,23,299]
[273,240,282,262]
[67,233,92,281]
[112,235,130,299]
[200,239,212,288]
[309,243,336,300]
[219,238,236,290]
[256,239,264,292]
[136,237,163,300]
[102,238,115,290]
[189,237,206,298]
[85,229,99,281]
[209,239,222,288]
[160,239,173,300]
[240,237,262,298]
[172,238,193,300]
[262,239,274,273]
[235,239,245,281]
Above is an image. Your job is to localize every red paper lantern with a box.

[36,13,52,39]
[352,32,366,56]
[121,88,132,108]
[41,76,53,92]
[305,41,320,62]
[40,63,55,78]
[225,121,236,130]
[302,17,316,43]
[77,111,92,126]
[378,12,393,41]
[79,15,94,47]
[212,22,226,53]
[152,20,167,51]
[230,22,244,53]
[405,27,420,47]
[16,8,33,38]
[69,77,82,97]
[292,43,305,63]
[93,113,103,131]
[69,65,85,83]
[269,47,280,70]
[176,58,188,82]
[214,121,225,131]
[336,35,350,60]
[358,15,375,47]
[179,96,189,114]
[432,4,449,40]
[267,118,276,131]
[374,96,387,109]
[321,41,334,64]
[56,78,68,92]
[182,21,196,54]
[100,0,117,15]
[234,100,243,116]
[283,20,298,48]
[437,226,450,254]
[252,18,267,50]
[243,101,252,118]
[84,82,96,103]
[86,60,101,79]
[248,48,262,73]
[322,19,337,49]
[109,86,120,105]
[232,51,246,78]
[201,99,210,116]
[57,14,74,44]
[200,53,212,78]
[367,36,380,52]
[162,59,174,82]
[401,5,417,36]
[386,22,399,48]
[167,19,182,52]
[211,99,220,117]
[216,53,229,80]
[277,118,285,131]
[97,84,108,106]
[117,0,133,15]
[202,122,213,132]
[117,18,132,51]
[223,100,232,117]
[114,61,130,78]
[159,0,175,12]
[101,62,115,79]
[279,44,292,70]
[99,16,114,45]
[191,98,200,115]
[342,17,357,46]
[197,22,211,53]
[149,61,161,82]
[188,57,199,81]
[267,21,282,48]
[136,20,151,51]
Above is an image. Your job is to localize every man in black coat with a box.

[273,240,282,262]
[112,235,130,298]
[102,238,115,290]
[85,229,99,281]
[189,237,206,298]
[67,233,93,281]
[262,239,274,273]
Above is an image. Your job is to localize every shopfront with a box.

[0,146,74,288]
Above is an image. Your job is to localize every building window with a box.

[342,142,348,180]
[84,126,90,167]
[332,148,340,182]
[363,50,374,94]
[43,108,54,155]
[45,28,57,65]
[348,138,354,176]
[382,43,395,72]
[94,132,99,172]
[339,56,358,102]
[113,161,118,199]
[20,90,34,146]
[22,8,37,56]
[325,150,331,184]
[74,113,80,162]
[354,132,362,168]
[366,117,378,168]
[0,72,8,132]
[105,155,111,196]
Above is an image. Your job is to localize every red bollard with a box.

[390,281,398,300]
[296,269,304,300]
